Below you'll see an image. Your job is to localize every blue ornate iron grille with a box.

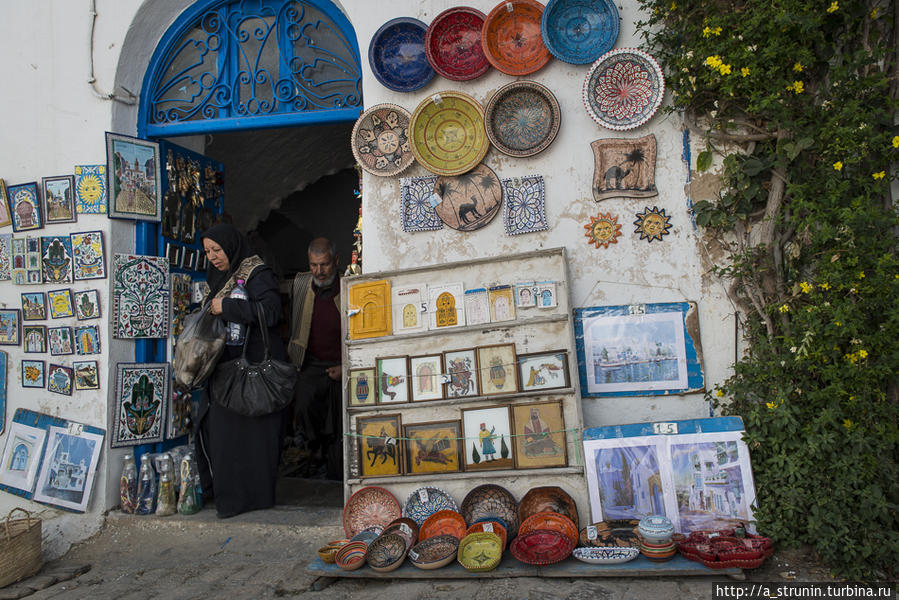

[139,0,362,136]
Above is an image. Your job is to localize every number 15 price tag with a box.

[653,422,678,435]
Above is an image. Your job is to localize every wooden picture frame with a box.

[409,353,444,402]
[73,360,100,391]
[443,347,480,399]
[21,360,45,388]
[6,182,42,232]
[403,420,463,475]
[476,343,519,396]
[0,178,11,228]
[511,400,568,469]
[22,325,46,354]
[41,175,77,224]
[461,405,514,472]
[20,292,47,321]
[46,364,74,396]
[355,413,403,478]
[0,309,21,346]
[106,132,163,222]
[375,355,409,404]
[73,289,101,320]
[347,367,377,407]
[47,289,74,319]
[47,326,73,356]
[517,350,571,392]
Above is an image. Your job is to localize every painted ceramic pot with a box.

[572,546,640,564]
[365,532,408,572]
[638,514,674,543]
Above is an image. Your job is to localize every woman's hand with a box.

[210,297,224,315]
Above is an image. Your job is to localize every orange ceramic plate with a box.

[517,511,578,546]
[481,0,551,76]
[419,509,467,541]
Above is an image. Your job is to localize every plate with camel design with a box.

[431,163,502,232]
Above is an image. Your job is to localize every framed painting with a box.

[47,326,73,356]
[511,400,568,469]
[428,282,466,329]
[21,292,47,321]
[488,284,516,323]
[70,231,106,280]
[476,343,518,396]
[515,282,537,308]
[518,350,570,392]
[0,309,21,345]
[112,254,170,339]
[461,405,514,472]
[591,134,658,202]
[0,422,47,494]
[74,325,100,355]
[574,302,705,397]
[111,362,170,447]
[463,288,489,326]
[0,234,11,281]
[409,353,444,402]
[6,182,42,232]
[0,179,11,227]
[391,283,428,334]
[355,413,402,478]
[24,236,42,284]
[21,360,45,388]
[347,279,392,340]
[443,347,479,399]
[22,325,46,353]
[48,289,74,319]
[33,425,104,512]
[73,289,101,320]
[41,175,77,224]
[46,364,74,396]
[375,355,409,404]
[404,420,463,475]
[73,360,100,391]
[106,132,162,222]
[348,367,377,407]
[74,165,107,214]
[40,235,74,284]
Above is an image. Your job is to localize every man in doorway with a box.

[288,237,342,478]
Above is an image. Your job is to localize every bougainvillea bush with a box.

[636,0,898,579]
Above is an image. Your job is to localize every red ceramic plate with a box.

[481,0,551,76]
[510,529,574,565]
[517,511,578,546]
[419,510,467,541]
[342,486,402,538]
[425,7,490,81]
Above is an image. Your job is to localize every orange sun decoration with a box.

[584,212,623,248]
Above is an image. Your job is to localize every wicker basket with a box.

[0,508,42,589]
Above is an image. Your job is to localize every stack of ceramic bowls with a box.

[334,540,368,570]
[638,515,676,561]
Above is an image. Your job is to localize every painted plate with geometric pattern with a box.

[582,48,665,131]
[481,0,552,76]
[351,104,415,177]
[403,487,459,526]
[369,17,435,92]
[410,91,489,176]
[541,0,619,65]
[425,7,491,81]
[484,80,560,157]
[342,486,402,538]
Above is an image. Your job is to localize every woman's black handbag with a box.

[209,303,297,417]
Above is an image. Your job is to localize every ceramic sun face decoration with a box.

[633,206,672,242]
[585,212,623,248]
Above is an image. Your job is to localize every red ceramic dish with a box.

[517,511,578,546]
[481,0,551,76]
[465,520,508,549]
[425,7,490,81]
[510,529,574,565]
[518,486,579,531]
[419,510,467,541]
[342,486,402,538]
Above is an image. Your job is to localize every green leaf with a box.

[696,150,713,172]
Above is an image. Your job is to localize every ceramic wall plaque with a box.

[74,289,101,320]
[400,176,442,233]
[73,360,100,391]
[376,355,410,404]
[392,283,428,334]
[21,292,46,321]
[463,288,489,326]
[428,282,465,329]
[433,163,502,231]
[40,236,74,284]
[111,362,170,447]
[0,234,11,281]
[21,360,44,388]
[23,237,42,285]
[487,285,516,323]
[41,175,77,224]
[410,92,489,176]
[502,175,548,236]
[70,231,106,280]
[536,281,558,308]
[591,135,658,201]
[46,364,74,395]
[585,212,623,248]
[74,165,108,214]
[6,182,42,232]
[112,254,171,339]
[583,49,665,131]
[633,206,672,242]
[22,325,46,353]
[348,279,392,340]
[515,282,537,308]
[0,310,21,346]
[106,132,163,222]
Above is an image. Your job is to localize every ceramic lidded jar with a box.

[638,515,674,544]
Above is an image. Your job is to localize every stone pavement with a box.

[5,478,825,600]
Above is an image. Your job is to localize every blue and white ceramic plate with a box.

[403,487,459,526]
[572,546,640,564]
[369,17,435,92]
[541,0,619,65]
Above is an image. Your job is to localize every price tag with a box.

[418,489,429,503]
[506,2,514,11]
[482,523,493,533]
[67,422,83,436]
[420,302,428,313]
[428,192,442,208]
[408,550,419,561]
[400,523,412,536]
[628,304,646,315]
[587,525,598,540]
[653,422,678,435]
[431,94,443,105]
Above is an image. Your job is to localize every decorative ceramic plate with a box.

[349,527,382,546]
[351,104,415,177]
[366,533,408,572]
[335,541,368,570]
[484,80,561,157]
[457,532,504,572]
[425,7,490,81]
[481,0,551,76]
[410,91,489,176]
[432,163,502,232]
[517,511,578,546]
[403,487,459,526]
[460,484,520,536]
[578,521,641,548]
[342,486,401,538]
[518,486,579,531]
[369,17,435,92]
[540,0,619,64]
[582,48,665,131]
[382,518,419,549]
[465,520,508,549]
[408,534,460,570]
[419,509,468,541]
[572,546,640,564]
[510,529,574,565]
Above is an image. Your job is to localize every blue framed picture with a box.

[21,360,45,388]
[6,182,42,232]
[74,325,100,355]
[573,302,705,397]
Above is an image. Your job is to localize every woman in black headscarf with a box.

[197,223,286,518]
